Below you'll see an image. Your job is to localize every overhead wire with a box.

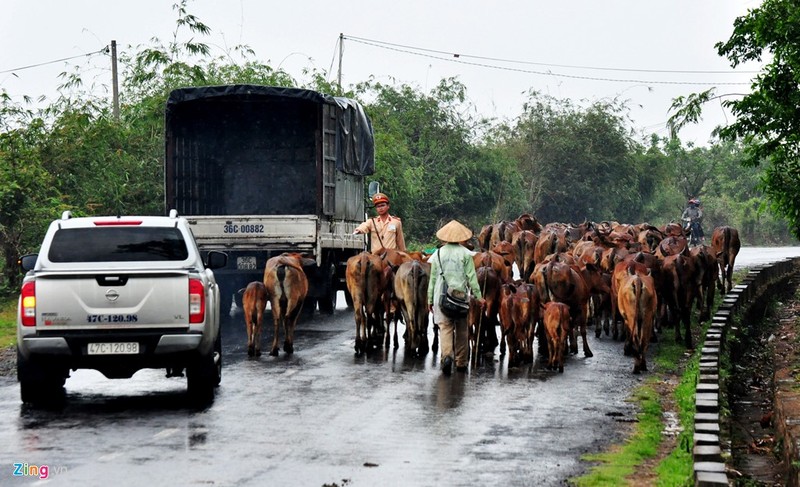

[0,47,109,75]
[342,35,753,86]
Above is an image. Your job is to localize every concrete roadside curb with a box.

[693,257,800,486]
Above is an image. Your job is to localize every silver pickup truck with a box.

[16,210,227,407]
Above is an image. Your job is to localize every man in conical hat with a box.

[427,220,485,375]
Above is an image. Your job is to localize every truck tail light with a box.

[20,282,36,327]
[189,279,205,323]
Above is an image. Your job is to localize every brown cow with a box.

[468,265,502,359]
[393,260,431,356]
[711,226,741,294]
[472,251,511,283]
[691,244,717,322]
[263,253,315,356]
[617,266,658,374]
[533,259,593,357]
[542,302,570,372]
[655,235,688,259]
[661,250,699,349]
[242,281,268,357]
[512,230,538,282]
[345,251,387,356]
[498,281,538,367]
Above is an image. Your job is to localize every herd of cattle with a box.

[241,214,741,375]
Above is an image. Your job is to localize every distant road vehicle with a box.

[16,210,227,407]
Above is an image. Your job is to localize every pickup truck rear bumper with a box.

[20,334,203,356]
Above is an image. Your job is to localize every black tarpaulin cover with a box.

[166,85,375,176]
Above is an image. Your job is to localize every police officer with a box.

[353,192,406,253]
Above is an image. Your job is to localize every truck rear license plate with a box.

[237,256,257,270]
[88,342,139,355]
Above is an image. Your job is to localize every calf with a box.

[542,302,570,372]
[617,266,658,373]
[498,281,538,367]
[263,253,315,356]
[242,281,268,357]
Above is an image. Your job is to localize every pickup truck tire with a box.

[18,350,66,407]
[187,351,216,406]
[213,332,222,387]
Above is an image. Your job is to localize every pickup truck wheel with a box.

[213,332,222,387]
[187,352,216,407]
[220,291,233,323]
[18,350,66,407]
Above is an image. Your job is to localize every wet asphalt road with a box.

[1,247,798,486]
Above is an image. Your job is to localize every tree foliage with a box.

[0,1,795,295]
[671,0,800,238]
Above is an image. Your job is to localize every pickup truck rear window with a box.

[48,227,189,262]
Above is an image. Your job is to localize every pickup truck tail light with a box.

[20,282,36,327]
[189,278,205,323]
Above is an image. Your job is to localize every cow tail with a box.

[633,276,643,347]
[276,264,287,317]
[360,252,370,308]
[544,261,555,303]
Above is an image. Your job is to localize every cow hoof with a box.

[247,347,255,357]
[284,344,294,354]
[255,349,262,357]
[633,368,641,375]
[584,350,593,358]
[558,366,564,373]
[651,333,658,343]
[270,348,279,357]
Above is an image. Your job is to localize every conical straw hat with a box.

[436,220,473,243]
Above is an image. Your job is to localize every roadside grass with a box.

[0,296,16,348]
[572,294,720,486]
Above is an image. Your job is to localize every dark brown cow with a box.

[542,301,570,372]
[711,226,741,294]
[393,260,431,356]
[636,225,664,253]
[532,259,593,357]
[345,251,386,355]
[617,266,658,374]
[661,250,699,349]
[691,244,717,322]
[498,281,538,367]
[242,281,268,356]
[512,230,538,282]
[468,265,502,359]
[491,241,516,275]
[262,252,315,356]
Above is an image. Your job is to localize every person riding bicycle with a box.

[681,198,704,245]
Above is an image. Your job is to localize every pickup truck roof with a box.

[31,210,203,271]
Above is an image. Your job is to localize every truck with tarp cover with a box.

[164,85,374,316]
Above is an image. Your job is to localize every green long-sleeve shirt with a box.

[427,243,483,308]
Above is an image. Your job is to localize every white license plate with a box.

[237,256,257,270]
[87,342,140,355]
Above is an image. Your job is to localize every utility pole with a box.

[111,40,119,121]
[337,33,343,90]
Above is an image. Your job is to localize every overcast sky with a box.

[2,0,761,145]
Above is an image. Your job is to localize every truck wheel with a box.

[318,263,337,315]
[220,291,233,323]
[18,350,66,408]
[187,352,216,407]
[213,332,222,387]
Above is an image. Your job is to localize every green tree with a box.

[670,0,800,238]
[496,92,639,224]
